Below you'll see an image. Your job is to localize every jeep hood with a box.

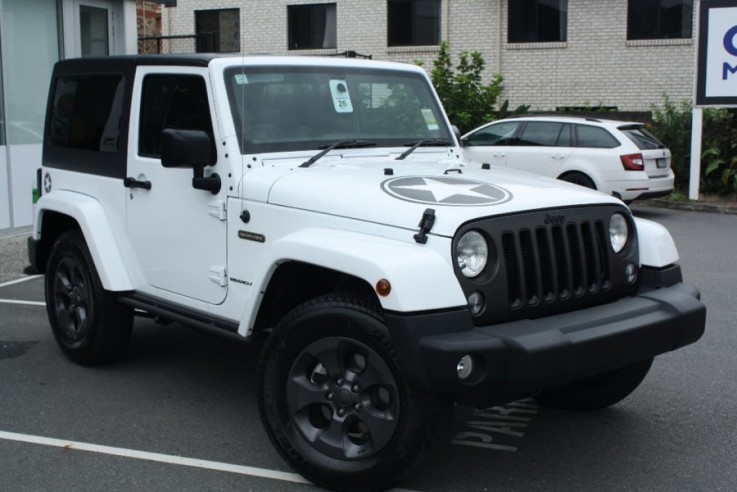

[246,157,623,238]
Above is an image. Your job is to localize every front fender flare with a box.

[35,191,133,291]
[634,217,679,268]
[238,228,467,336]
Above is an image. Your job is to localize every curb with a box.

[645,198,737,215]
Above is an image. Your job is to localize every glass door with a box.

[76,1,112,57]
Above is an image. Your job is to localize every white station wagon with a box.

[461,116,674,203]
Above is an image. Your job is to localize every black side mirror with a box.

[160,129,221,194]
[160,129,213,168]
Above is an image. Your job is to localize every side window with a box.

[466,122,520,146]
[139,74,214,158]
[517,122,564,147]
[557,123,573,147]
[48,74,124,153]
[575,125,620,149]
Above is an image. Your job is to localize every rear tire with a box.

[535,358,653,411]
[45,231,133,365]
[258,294,453,491]
[559,172,596,190]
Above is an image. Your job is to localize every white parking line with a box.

[0,430,422,491]
[0,299,45,306]
[0,430,310,485]
[0,275,42,289]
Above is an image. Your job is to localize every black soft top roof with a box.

[52,54,228,73]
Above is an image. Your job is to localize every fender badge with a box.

[43,173,52,193]
[238,230,265,243]
[381,176,511,207]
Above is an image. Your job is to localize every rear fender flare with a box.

[35,191,133,291]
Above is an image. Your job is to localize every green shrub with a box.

[649,95,737,195]
[429,42,504,134]
[649,96,692,189]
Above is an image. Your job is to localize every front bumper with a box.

[385,266,705,404]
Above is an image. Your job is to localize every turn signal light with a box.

[620,153,645,171]
[376,279,392,297]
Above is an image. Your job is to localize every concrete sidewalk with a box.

[0,227,32,284]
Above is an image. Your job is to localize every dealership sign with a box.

[696,0,737,106]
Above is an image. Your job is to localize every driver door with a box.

[462,121,520,165]
[126,67,227,305]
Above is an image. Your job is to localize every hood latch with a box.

[414,208,436,244]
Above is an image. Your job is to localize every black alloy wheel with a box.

[45,231,133,365]
[259,294,453,491]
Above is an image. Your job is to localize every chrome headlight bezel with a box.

[456,230,488,278]
[609,213,629,254]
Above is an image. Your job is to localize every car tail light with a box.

[620,153,644,171]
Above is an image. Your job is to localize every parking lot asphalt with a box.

[1,205,736,491]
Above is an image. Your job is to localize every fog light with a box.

[457,355,474,380]
[468,291,485,316]
[625,263,637,284]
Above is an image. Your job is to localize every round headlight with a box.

[609,213,629,253]
[457,231,488,277]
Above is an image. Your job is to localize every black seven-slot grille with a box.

[453,205,639,326]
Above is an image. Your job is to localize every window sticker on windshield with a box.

[421,108,439,130]
[234,74,248,85]
[329,80,353,113]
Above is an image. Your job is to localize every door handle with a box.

[123,177,152,190]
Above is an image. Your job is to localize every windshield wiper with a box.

[396,139,453,160]
[300,140,377,168]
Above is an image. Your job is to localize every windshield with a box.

[224,66,452,154]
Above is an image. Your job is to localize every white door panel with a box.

[463,146,511,165]
[126,67,227,305]
[506,147,573,177]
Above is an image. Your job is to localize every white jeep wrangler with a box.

[28,54,705,491]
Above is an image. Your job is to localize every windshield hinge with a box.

[209,266,228,287]
[208,199,227,221]
[414,208,436,244]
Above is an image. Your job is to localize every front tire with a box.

[535,358,654,411]
[45,231,133,365]
[258,295,453,491]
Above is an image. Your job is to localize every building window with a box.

[195,9,240,53]
[508,0,567,43]
[80,6,110,57]
[387,0,441,47]
[288,4,337,50]
[627,0,693,40]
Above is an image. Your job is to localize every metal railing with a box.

[138,32,216,54]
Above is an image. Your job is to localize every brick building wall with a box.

[499,0,695,111]
[159,0,697,112]
[137,0,162,54]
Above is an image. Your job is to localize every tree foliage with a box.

[429,42,504,134]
